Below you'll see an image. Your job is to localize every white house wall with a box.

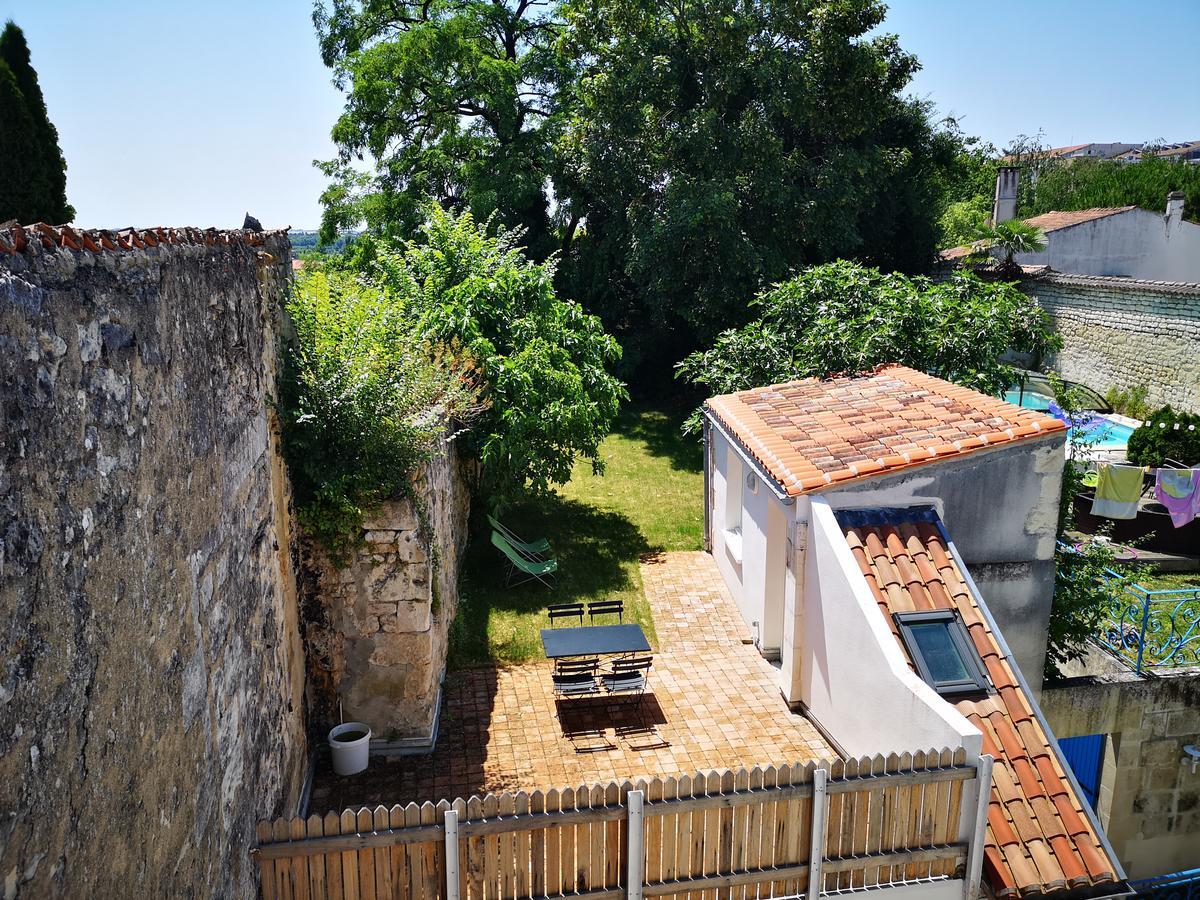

[818,436,1065,689]
[800,498,982,759]
[1015,209,1200,282]
[709,429,747,620]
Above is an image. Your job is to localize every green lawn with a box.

[448,407,705,668]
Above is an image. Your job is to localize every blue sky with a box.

[6,1,1198,230]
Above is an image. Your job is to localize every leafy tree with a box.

[279,267,482,558]
[366,206,627,500]
[676,260,1060,430]
[1025,156,1200,224]
[0,22,72,223]
[312,0,565,257]
[557,0,963,371]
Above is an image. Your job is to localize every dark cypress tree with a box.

[0,21,73,223]
[0,58,43,223]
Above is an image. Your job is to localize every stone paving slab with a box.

[309,551,833,810]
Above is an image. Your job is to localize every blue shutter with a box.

[1058,733,1105,810]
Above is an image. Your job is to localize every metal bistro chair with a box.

[552,657,601,699]
[587,599,624,623]
[601,656,652,703]
[547,603,585,626]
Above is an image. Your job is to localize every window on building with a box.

[893,610,991,697]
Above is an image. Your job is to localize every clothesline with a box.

[1089,462,1200,527]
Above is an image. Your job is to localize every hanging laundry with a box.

[1091,464,1144,520]
[1154,468,1200,528]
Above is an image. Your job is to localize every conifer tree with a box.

[0,58,42,223]
[0,21,73,223]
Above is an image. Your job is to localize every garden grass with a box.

[448,406,705,668]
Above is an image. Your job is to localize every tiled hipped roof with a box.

[0,222,285,255]
[705,365,1064,496]
[842,512,1121,898]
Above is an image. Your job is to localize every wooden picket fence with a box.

[254,749,993,900]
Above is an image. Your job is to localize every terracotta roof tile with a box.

[0,222,288,256]
[706,366,1064,497]
[839,509,1121,898]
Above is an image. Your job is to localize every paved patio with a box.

[309,552,833,810]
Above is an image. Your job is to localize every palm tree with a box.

[967,220,1048,276]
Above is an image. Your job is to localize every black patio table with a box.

[540,623,650,659]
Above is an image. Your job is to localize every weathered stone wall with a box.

[0,230,308,898]
[302,437,472,747]
[1021,272,1200,413]
[1043,662,1200,879]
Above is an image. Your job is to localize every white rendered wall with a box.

[709,430,748,617]
[799,498,982,759]
[1014,209,1200,282]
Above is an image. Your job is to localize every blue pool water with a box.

[1003,389,1134,449]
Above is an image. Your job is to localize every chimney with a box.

[992,167,1020,224]
[1166,190,1185,232]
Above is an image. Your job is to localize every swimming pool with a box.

[1003,389,1135,449]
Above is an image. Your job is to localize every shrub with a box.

[279,268,481,559]
[1126,405,1200,467]
[676,261,1060,431]
[1104,384,1151,420]
[369,206,627,501]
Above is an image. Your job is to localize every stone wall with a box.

[302,436,472,748]
[0,228,308,898]
[1043,660,1200,879]
[1022,272,1200,413]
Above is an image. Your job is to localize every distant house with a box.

[1116,140,1200,164]
[1003,143,1142,163]
[702,365,1127,896]
[941,190,1200,283]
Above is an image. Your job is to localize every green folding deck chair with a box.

[492,531,558,588]
[487,513,552,560]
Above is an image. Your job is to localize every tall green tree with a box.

[557,0,962,374]
[313,0,565,257]
[0,60,41,223]
[0,22,72,223]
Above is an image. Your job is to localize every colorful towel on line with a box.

[1154,468,1200,528]
[1091,464,1143,520]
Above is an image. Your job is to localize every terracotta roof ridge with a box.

[0,223,291,256]
[706,365,1065,498]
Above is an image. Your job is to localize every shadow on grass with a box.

[616,406,703,474]
[449,492,654,669]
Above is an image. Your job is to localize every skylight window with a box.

[893,610,991,697]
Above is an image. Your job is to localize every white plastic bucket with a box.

[328,722,372,776]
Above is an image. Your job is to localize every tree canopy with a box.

[1024,156,1200,224]
[0,22,72,224]
[315,0,970,380]
[556,0,961,367]
[313,0,566,258]
[676,261,1061,430]
[366,206,627,500]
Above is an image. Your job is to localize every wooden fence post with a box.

[963,755,993,900]
[627,790,645,900]
[806,768,828,900]
[445,807,461,900]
